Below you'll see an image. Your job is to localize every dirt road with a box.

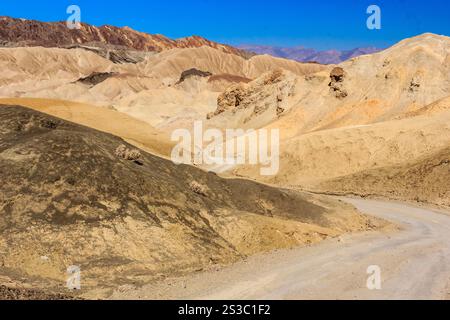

[111,198,450,300]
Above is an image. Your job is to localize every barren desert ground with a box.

[111,198,450,300]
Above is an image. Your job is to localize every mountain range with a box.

[0,16,382,64]
[0,16,252,59]
[237,44,382,64]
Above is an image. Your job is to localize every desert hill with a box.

[0,44,326,133]
[137,46,325,80]
[0,46,116,82]
[112,47,325,129]
[207,33,450,133]
[0,98,174,156]
[229,106,450,182]
[0,16,250,59]
[314,146,450,207]
[0,105,376,296]
[394,95,450,119]
[1,32,448,210]
[206,34,450,207]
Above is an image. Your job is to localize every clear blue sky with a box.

[1,0,449,50]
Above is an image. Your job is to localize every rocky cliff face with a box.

[0,16,251,58]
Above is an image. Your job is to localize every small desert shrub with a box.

[115,144,143,163]
[40,119,58,129]
[189,181,208,197]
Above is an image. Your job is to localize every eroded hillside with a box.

[0,105,378,296]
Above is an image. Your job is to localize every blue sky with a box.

[1,0,449,50]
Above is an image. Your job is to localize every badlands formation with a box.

[0,17,449,297]
[212,33,450,207]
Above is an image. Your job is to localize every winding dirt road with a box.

[111,198,450,300]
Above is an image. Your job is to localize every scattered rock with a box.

[189,181,209,197]
[409,77,421,92]
[276,106,285,116]
[40,119,58,129]
[115,144,143,165]
[117,284,136,293]
[0,285,78,300]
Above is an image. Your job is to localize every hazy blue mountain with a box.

[238,45,382,64]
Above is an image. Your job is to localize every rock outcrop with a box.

[328,67,348,99]
[176,68,212,84]
[63,44,151,64]
[77,72,116,86]
[207,70,296,121]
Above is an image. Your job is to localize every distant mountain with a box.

[237,44,382,64]
[0,16,253,59]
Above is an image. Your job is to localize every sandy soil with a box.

[110,198,450,300]
[0,285,77,300]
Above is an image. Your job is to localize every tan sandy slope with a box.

[138,46,325,81]
[314,147,450,208]
[0,98,174,156]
